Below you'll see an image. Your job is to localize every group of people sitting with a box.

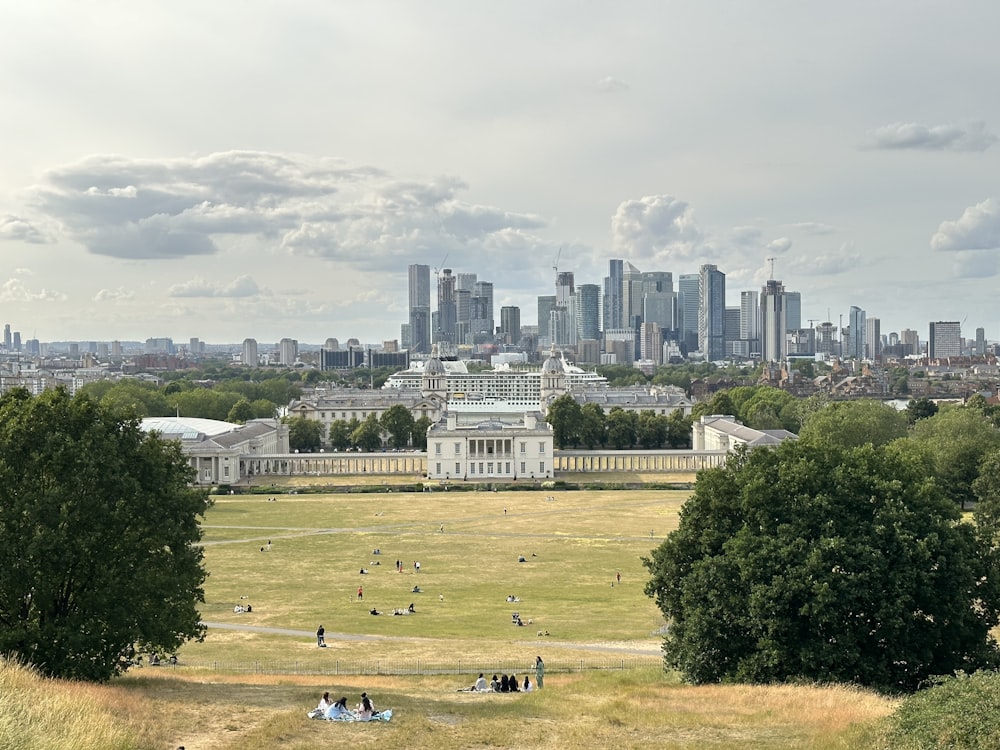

[313,691,380,720]
[512,612,532,627]
[505,594,521,602]
[467,673,532,692]
[232,604,252,613]
[369,603,416,616]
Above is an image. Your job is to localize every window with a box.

[434,443,442,455]
[223,467,230,478]
[436,463,441,475]
[456,463,461,475]
[539,461,545,474]
[539,442,546,454]
[454,442,461,455]
[520,441,526,454]
[520,461,526,474]
[470,463,476,475]
[505,462,510,474]
[487,462,494,475]
[479,462,484,474]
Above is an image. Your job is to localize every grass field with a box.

[5,484,902,749]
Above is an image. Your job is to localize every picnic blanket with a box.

[307,708,393,722]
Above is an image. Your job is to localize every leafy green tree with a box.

[905,397,938,425]
[741,387,794,430]
[380,404,415,449]
[351,413,383,452]
[250,399,277,419]
[287,416,323,452]
[691,391,737,422]
[546,394,583,448]
[80,380,173,418]
[0,388,208,682]
[328,420,352,451]
[637,411,667,448]
[226,398,255,424]
[578,403,607,449]
[411,416,432,450]
[643,440,1000,692]
[665,409,692,448]
[973,449,1000,538]
[169,389,241,422]
[605,408,638,449]
[798,399,908,451]
[908,407,1000,510]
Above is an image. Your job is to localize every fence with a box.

[166,655,661,677]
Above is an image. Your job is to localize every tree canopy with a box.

[0,388,209,681]
[643,439,1000,693]
[797,399,908,451]
[287,416,323,452]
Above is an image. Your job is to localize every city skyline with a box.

[2,3,1000,345]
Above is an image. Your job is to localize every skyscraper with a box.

[784,291,801,331]
[698,264,725,361]
[435,269,457,345]
[242,338,258,367]
[575,283,601,341]
[499,306,521,345]
[678,273,700,353]
[603,259,624,332]
[760,280,786,363]
[865,317,881,361]
[740,290,760,356]
[929,321,961,359]
[408,264,431,354]
[847,306,866,360]
[537,295,557,346]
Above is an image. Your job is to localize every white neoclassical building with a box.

[140,416,289,486]
[425,407,554,481]
[691,414,797,452]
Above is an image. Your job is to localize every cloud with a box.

[783,243,863,276]
[864,121,997,152]
[0,214,52,244]
[0,277,67,302]
[594,76,629,93]
[26,151,549,265]
[952,251,998,278]
[167,274,262,298]
[94,287,135,302]
[766,237,792,254]
[788,221,836,235]
[931,198,1000,253]
[611,194,704,265]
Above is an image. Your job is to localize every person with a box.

[616,571,621,583]
[509,674,519,692]
[245,604,252,613]
[473,673,487,691]
[326,697,350,719]
[408,602,415,613]
[490,674,501,692]
[233,604,243,613]
[316,624,325,647]
[535,655,544,689]
[369,607,380,615]
[500,674,510,692]
[523,675,533,692]
[412,585,421,593]
[317,691,332,711]
[358,692,375,719]
[415,561,421,572]
[358,586,363,600]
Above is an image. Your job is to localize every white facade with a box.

[426,409,554,480]
[692,415,797,452]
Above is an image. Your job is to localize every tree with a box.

[798,399,908,451]
[380,404,415,449]
[287,416,323,452]
[545,394,583,448]
[665,409,692,448]
[0,388,208,682]
[637,411,667,448]
[906,397,938,425]
[578,403,607,449]
[351,413,383,452]
[411,416,432,450]
[908,406,1000,510]
[643,439,1000,692]
[226,398,255,424]
[605,408,638,449]
[328,420,352,451]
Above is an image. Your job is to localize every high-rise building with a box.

[242,338,258,367]
[603,259,624,332]
[698,264,726,361]
[740,290,760,357]
[470,281,494,342]
[537,295,557,346]
[640,322,663,364]
[929,321,961,359]
[278,338,298,366]
[816,322,837,356]
[760,280,785,362]
[865,317,881,361]
[900,328,920,355]
[678,273,700,353]
[847,306,866,360]
[435,269,457,344]
[408,264,431,354]
[621,262,643,330]
[499,306,521,345]
[724,307,741,358]
[12,331,20,352]
[976,327,986,356]
[3,324,10,351]
[575,284,601,342]
[784,291,801,331]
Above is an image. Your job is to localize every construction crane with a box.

[552,247,562,279]
[433,252,450,282]
[767,257,776,279]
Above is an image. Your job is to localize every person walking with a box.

[535,655,544,689]
[316,624,325,647]
[357,586,363,601]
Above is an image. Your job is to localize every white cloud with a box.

[931,198,1000,253]
[952,250,999,278]
[783,243,863,276]
[0,214,52,244]
[167,274,262,298]
[94,287,135,302]
[864,121,997,152]
[594,76,629,93]
[766,237,792,254]
[788,222,836,235]
[611,195,705,265]
[0,278,67,302]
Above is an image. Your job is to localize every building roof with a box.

[141,416,238,441]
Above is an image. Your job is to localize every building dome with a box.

[424,356,446,376]
[541,350,564,374]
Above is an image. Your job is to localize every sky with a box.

[2,1,1000,347]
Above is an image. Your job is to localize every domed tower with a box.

[421,344,448,401]
[539,347,567,411]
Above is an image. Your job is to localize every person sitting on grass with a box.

[325,697,351,719]
[509,674,519,692]
[369,607,381,615]
[473,673,487,691]
[500,674,510,692]
[490,674,501,692]
[358,692,376,719]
